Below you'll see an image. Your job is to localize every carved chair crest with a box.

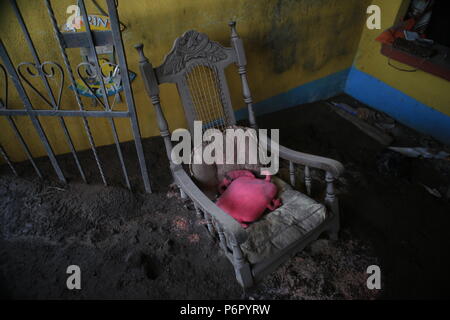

[158,30,230,77]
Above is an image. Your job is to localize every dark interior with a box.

[426,0,450,47]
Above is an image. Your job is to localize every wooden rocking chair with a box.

[135,22,344,290]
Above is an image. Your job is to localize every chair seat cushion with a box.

[240,185,327,265]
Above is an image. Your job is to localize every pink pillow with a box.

[216,170,281,228]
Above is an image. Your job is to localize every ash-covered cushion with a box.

[240,189,326,265]
[271,176,293,196]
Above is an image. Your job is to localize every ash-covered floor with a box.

[1,96,449,299]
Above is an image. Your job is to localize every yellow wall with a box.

[1,0,370,162]
[354,0,450,117]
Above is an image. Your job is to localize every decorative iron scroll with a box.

[17,61,64,110]
[72,60,136,101]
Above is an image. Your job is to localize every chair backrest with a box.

[156,29,237,132]
[136,22,256,135]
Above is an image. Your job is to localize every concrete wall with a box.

[0,0,370,162]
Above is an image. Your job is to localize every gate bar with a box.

[0,40,66,183]
[0,109,130,118]
[78,0,131,190]
[106,0,152,193]
[5,115,43,178]
[0,144,18,176]
[44,0,107,186]
[1,64,42,178]
[10,0,87,183]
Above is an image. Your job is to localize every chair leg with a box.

[240,286,258,300]
[326,210,340,241]
[230,238,255,289]
[235,263,254,290]
[179,187,187,199]
[327,226,339,241]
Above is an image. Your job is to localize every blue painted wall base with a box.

[345,68,450,146]
[235,68,350,121]
[236,66,450,146]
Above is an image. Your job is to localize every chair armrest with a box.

[278,144,344,178]
[172,166,248,244]
[259,131,344,177]
[258,130,343,178]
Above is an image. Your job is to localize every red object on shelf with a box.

[376,19,417,45]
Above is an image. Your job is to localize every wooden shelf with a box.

[381,43,450,82]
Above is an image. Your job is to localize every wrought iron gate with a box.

[0,0,152,193]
